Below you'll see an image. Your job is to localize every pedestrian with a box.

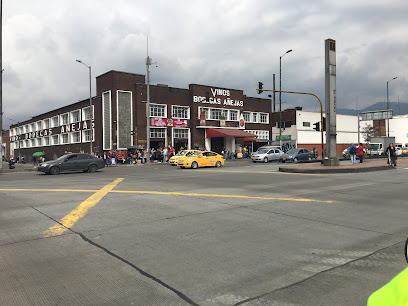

[386,143,397,167]
[163,147,168,163]
[357,143,364,163]
[349,143,357,164]
[33,156,37,166]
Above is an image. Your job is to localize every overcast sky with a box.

[2,0,407,129]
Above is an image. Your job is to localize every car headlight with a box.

[41,163,47,166]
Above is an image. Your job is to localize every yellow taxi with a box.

[402,147,408,155]
[178,151,224,169]
[168,150,201,166]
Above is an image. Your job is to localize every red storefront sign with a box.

[151,118,187,127]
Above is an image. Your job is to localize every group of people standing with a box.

[348,143,365,164]
[348,142,398,167]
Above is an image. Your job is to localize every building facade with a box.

[6,70,272,161]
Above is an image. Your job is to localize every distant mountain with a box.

[337,102,408,116]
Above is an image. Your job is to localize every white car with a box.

[396,147,403,156]
[252,148,284,163]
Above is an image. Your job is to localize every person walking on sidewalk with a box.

[386,143,397,167]
[349,143,357,164]
[357,143,364,164]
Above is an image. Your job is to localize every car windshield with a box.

[256,149,269,154]
[175,151,187,156]
[190,152,202,157]
[56,155,69,161]
[286,149,298,154]
[368,144,379,150]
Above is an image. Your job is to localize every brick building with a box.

[6,70,272,161]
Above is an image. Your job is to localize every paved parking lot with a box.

[1,160,407,305]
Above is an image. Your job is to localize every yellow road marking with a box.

[197,169,320,176]
[0,186,333,205]
[43,178,124,237]
[109,190,333,203]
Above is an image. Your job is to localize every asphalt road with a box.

[1,160,407,305]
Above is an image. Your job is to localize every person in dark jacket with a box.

[349,143,357,164]
[386,143,397,167]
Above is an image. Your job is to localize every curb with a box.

[279,165,394,174]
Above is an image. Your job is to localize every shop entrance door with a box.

[210,137,224,154]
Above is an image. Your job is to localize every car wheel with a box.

[49,166,60,175]
[215,161,221,167]
[293,157,298,163]
[263,157,268,163]
[252,161,256,163]
[281,160,285,163]
[88,164,98,173]
[191,161,198,169]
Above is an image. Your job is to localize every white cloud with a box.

[2,0,407,128]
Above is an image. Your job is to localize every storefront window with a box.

[150,128,165,138]
[173,128,189,138]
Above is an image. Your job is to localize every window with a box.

[243,112,250,122]
[252,113,258,123]
[30,123,35,132]
[36,138,42,147]
[51,116,59,127]
[149,104,166,118]
[303,122,310,127]
[61,113,69,125]
[24,125,29,133]
[52,135,59,145]
[198,107,209,119]
[173,128,189,139]
[61,133,69,144]
[43,137,50,146]
[210,109,222,120]
[172,106,189,119]
[278,121,292,128]
[150,128,165,138]
[71,110,81,123]
[36,121,42,131]
[30,139,36,147]
[229,110,239,121]
[83,106,94,120]
[25,140,29,148]
[83,130,93,142]
[43,119,50,129]
[260,113,269,124]
[71,131,81,143]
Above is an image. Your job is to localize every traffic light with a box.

[257,82,263,94]
[322,117,326,132]
[313,122,320,131]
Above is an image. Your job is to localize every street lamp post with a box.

[76,60,93,155]
[386,77,397,137]
[279,49,292,147]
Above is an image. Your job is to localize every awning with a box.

[206,128,257,138]
[244,138,270,143]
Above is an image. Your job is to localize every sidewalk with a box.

[279,157,408,174]
[1,162,38,173]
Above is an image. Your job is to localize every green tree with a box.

[361,124,377,142]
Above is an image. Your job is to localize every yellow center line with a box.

[196,169,321,176]
[109,190,333,203]
[0,186,333,205]
[43,178,124,237]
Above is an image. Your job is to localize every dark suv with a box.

[38,153,105,175]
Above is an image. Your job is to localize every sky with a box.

[2,0,407,129]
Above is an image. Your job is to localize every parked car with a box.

[279,148,314,163]
[168,150,201,166]
[178,151,224,169]
[252,148,284,163]
[402,147,408,155]
[396,147,403,156]
[38,153,105,175]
